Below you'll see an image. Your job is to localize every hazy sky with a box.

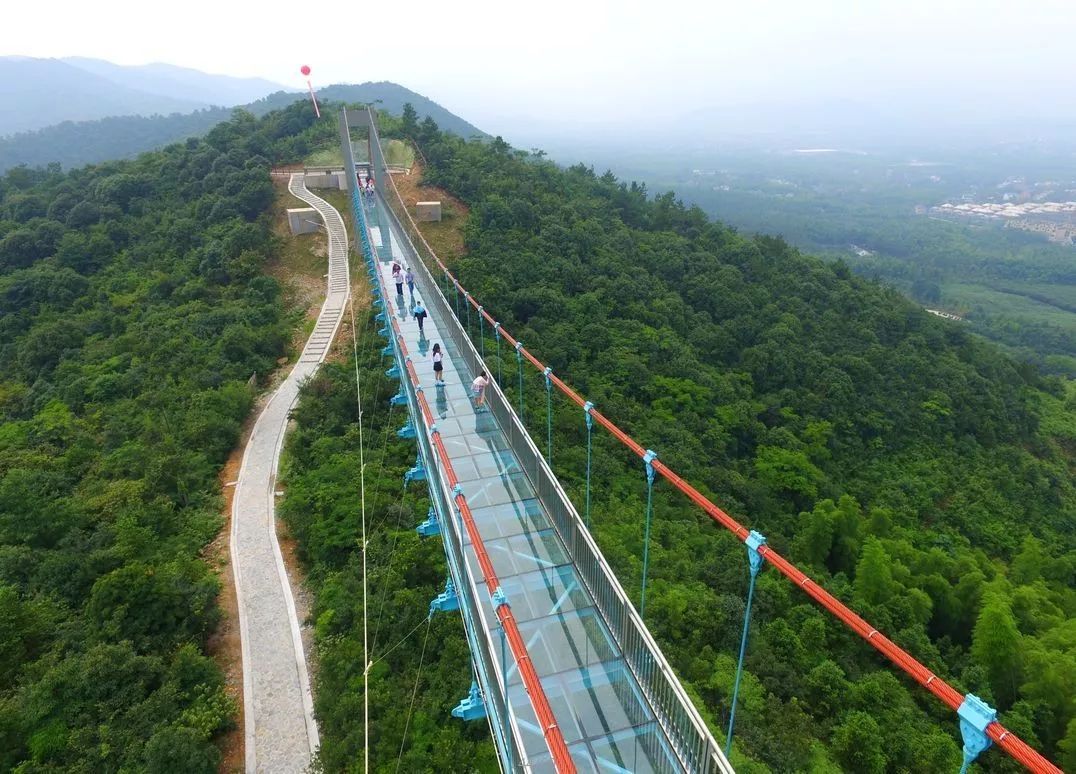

[4,0,1076,136]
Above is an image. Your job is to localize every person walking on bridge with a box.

[432,343,444,384]
[413,300,428,334]
[405,267,415,296]
[393,267,404,297]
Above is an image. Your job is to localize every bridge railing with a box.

[368,112,729,774]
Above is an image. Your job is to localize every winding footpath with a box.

[230,174,349,772]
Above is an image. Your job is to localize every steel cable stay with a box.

[371,140,1062,774]
[347,186,374,774]
[395,615,435,774]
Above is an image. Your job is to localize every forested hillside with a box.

[0,103,337,771]
[0,108,234,172]
[368,119,1073,770]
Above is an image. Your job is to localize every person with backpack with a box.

[413,300,428,333]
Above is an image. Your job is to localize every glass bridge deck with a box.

[372,208,681,773]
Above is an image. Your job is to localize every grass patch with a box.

[306,139,413,169]
[943,282,1076,329]
[383,139,415,168]
[305,146,344,167]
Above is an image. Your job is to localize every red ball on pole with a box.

[300,65,311,76]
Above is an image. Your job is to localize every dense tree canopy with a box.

[0,101,338,770]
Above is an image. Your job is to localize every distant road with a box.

[230,174,349,771]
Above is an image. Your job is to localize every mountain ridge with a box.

[0,76,486,172]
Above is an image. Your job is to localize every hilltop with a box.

[0,80,485,172]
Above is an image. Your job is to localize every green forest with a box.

[290,115,1075,771]
[0,103,341,770]
[638,150,1076,379]
[2,97,1074,773]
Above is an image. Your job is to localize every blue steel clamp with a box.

[583,400,594,430]
[745,530,767,577]
[643,449,658,486]
[491,586,508,610]
[493,322,502,340]
[958,694,997,772]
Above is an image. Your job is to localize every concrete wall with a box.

[416,201,442,222]
[287,208,321,235]
[304,172,347,190]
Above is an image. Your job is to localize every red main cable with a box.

[381,175,1061,774]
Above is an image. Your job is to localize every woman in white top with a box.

[432,343,444,383]
[471,371,490,408]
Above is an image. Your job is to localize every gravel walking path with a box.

[230,174,349,772]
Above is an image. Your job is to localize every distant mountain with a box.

[248,82,487,139]
[0,57,205,136]
[0,56,288,137]
[62,57,288,108]
[0,81,486,172]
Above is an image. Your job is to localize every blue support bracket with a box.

[491,586,508,610]
[372,298,383,310]
[374,310,386,323]
[397,420,416,439]
[430,578,460,615]
[377,325,389,339]
[404,455,426,486]
[451,680,487,722]
[381,344,394,358]
[389,390,407,407]
[958,694,997,774]
[385,363,400,379]
[416,507,441,537]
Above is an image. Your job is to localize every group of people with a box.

[388,261,491,409]
[390,262,415,297]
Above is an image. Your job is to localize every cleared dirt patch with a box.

[390,159,469,264]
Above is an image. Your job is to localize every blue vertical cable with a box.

[478,306,485,361]
[583,401,594,527]
[501,626,512,767]
[543,367,553,464]
[640,450,657,618]
[515,342,524,423]
[454,280,461,320]
[465,292,471,337]
[727,530,767,756]
[494,323,502,384]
